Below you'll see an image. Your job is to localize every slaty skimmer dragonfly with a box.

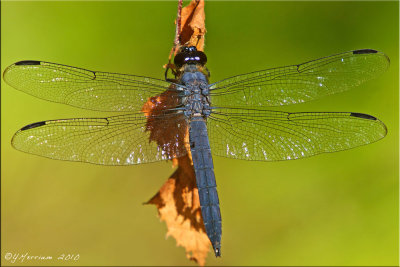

[3,47,389,256]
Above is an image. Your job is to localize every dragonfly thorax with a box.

[181,67,211,118]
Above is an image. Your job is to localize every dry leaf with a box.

[178,0,206,51]
[146,156,210,266]
[144,0,211,265]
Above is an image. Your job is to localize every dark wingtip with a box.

[351,113,388,138]
[350,112,377,120]
[20,121,46,131]
[15,60,41,66]
[353,49,378,55]
[352,49,390,66]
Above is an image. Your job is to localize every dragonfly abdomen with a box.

[189,117,222,257]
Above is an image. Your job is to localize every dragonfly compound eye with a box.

[174,49,207,68]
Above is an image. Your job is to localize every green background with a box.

[1,1,398,266]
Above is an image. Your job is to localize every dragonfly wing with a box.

[209,49,389,107]
[12,113,188,165]
[3,61,179,112]
[207,108,387,161]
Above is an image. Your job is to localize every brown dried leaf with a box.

[142,88,210,263]
[146,156,209,266]
[144,0,211,265]
[178,0,206,51]
[141,90,190,157]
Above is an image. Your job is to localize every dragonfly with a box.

[3,47,389,257]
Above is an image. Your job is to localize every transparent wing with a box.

[207,108,387,161]
[11,112,188,165]
[209,49,389,107]
[3,61,180,112]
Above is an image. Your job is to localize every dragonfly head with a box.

[174,46,207,68]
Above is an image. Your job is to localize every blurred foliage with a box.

[1,1,398,266]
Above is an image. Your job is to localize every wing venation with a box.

[4,61,178,112]
[207,108,387,161]
[209,50,389,107]
[12,113,188,165]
